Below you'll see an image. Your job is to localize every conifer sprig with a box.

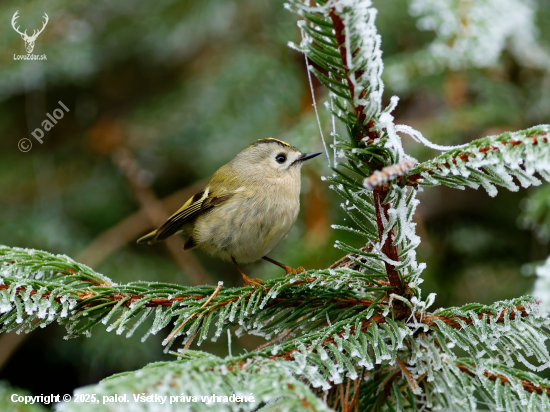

[407,126,550,196]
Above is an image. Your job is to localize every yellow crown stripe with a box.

[252,138,293,148]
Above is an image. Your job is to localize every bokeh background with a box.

[0,0,549,408]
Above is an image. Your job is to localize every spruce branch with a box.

[3,244,550,409]
[406,126,550,195]
[56,355,334,412]
[0,246,389,348]
[2,0,550,409]
[283,4,550,408]
[326,9,378,144]
[289,0,424,297]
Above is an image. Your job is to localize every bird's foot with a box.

[233,257,264,289]
[261,256,306,277]
[284,265,306,276]
[241,273,265,289]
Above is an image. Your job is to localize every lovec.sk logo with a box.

[12,10,48,60]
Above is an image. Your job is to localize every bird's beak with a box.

[299,152,322,162]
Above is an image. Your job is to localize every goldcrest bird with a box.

[137,138,322,287]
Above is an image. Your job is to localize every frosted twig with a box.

[183,328,199,350]
[396,358,419,393]
[364,158,418,190]
[163,281,223,345]
[406,130,550,187]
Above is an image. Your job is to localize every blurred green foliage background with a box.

[0,0,549,405]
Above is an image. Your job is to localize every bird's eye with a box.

[275,153,287,164]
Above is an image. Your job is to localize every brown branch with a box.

[364,159,418,191]
[325,374,363,412]
[326,7,402,294]
[75,180,207,268]
[112,148,211,285]
[340,381,346,412]
[396,358,419,393]
[1,270,524,352]
[328,10,378,143]
[345,376,352,412]
[456,363,550,397]
[373,187,403,294]
[332,384,340,410]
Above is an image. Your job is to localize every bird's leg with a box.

[262,256,305,276]
[232,258,264,288]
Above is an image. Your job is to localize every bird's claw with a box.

[241,274,265,289]
[284,266,306,276]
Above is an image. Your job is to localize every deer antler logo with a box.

[11,11,49,54]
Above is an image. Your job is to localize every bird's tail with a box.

[137,230,157,244]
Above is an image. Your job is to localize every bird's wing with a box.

[137,187,234,244]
